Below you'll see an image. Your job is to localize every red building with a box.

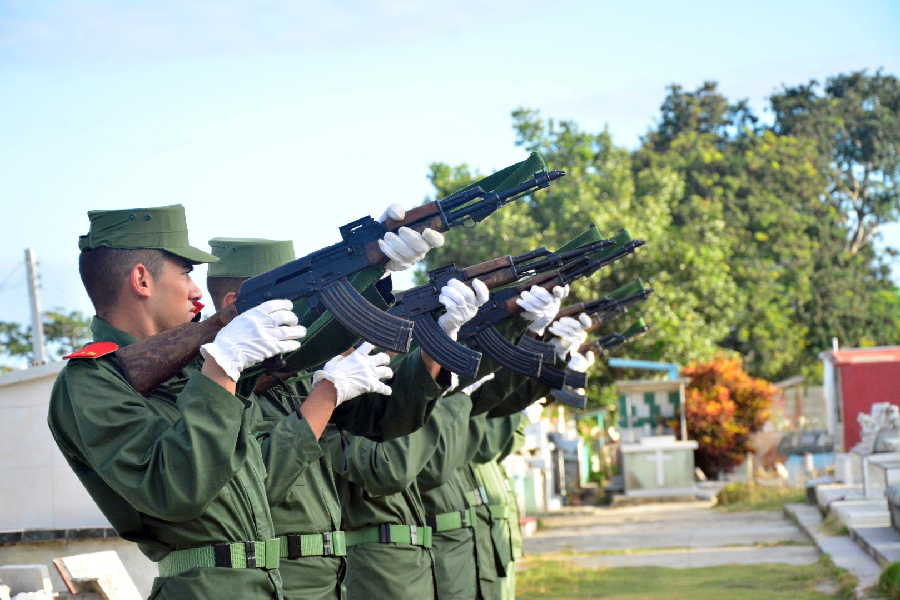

[821,347,900,451]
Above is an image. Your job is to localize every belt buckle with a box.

[378,523,391,544]
[213,543,232,568]
[287,534,302,560]
[322,531,333,556]
[409,525,418,545]
[244,541,257,568]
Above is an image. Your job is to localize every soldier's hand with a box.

[516,284,569,335]
[437,278,490,340]
[567,350,595,373]
[378,203,444,271]
[312,342,393,405]
[566,350,595,398]
[200,299,305,381]
[549,313,592,360]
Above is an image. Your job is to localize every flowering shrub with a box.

[682,356,777,477]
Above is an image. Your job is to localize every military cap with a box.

[78,204,218,264]
[208,238,296,278]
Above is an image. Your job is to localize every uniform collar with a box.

[90,316,138,348]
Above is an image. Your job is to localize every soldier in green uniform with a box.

[420,286,596,600]
[336,278,495,599]
[48,205,306,599]
[336,391,474,599]
[48,204,433,600]
[417,376,525,600]
[204,236,456,600]
[477,347,595,600]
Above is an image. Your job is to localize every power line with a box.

[0,263,23,292]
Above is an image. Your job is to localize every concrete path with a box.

[526,501,809,556]
[785,503,882,597]
[522,501,882,598]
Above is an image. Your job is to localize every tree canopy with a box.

[422,70,899,405]
[0,309,91,368]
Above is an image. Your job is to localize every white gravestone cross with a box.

[651,449,672,487]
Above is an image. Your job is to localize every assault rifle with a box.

[388,238,614,379]
[551,319,650,409]
[518,278,653,361]
[118,154,564,395]
[579,318,650,356]
[455,232,645,385]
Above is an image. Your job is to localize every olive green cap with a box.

[207,237,296,278]
[78,204,218,264]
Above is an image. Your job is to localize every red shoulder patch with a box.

[63,341,120,360]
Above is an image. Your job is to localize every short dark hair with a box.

[207,277,247,311]
[78,247,168,314]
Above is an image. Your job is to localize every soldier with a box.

[47,204,433,599]
[419,291,599,600]
[204,236,454,600]
[336,279,493,599]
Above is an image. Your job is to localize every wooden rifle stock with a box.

[364,202,445,265]
[116,304,238,395]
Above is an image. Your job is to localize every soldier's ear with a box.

[129,263,154,298]
[222,291,238,308]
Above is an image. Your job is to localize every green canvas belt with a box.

[428,507,477,532]
[157,538,280,577]
[344,524,432,548]
[465,488,509,521]
[278,531,347,559]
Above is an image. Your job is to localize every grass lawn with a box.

[517,555,850,599]
[715,482,807,512]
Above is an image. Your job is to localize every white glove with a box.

[379,203,406,223]
[437,278,490,340]
[201,299,306,381]
[567,350,596,373]
[566,350,595,397]
[312,342,393,405]
[516,284,569,335]
[377,203,445,271]
[549,313,593,360]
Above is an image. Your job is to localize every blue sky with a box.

[1,0,898,330]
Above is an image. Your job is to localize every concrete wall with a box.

[0,364,156,597]
[0,362,109,531]
[0,538,155,597]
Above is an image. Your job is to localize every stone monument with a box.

[823,402,900,529]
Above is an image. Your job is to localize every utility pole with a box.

[24,248,47,366]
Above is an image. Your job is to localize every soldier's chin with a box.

[168,312,195,329]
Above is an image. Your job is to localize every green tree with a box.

[771,70,900,255]
[421,70,898,397]
[422,110,738,408]
[0,309,91,367]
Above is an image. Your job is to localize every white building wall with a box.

[0,362,109,531]
[0,363,155,597]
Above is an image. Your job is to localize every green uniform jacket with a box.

[253,381,344,600]
[330,348,450,441]
[336,393,474,600]
[420,364,544,600]
[418,413,488,600]
[48,318,282,600]
[249,350,447,600]
[468,414,524,600]
[474,374,545,600]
